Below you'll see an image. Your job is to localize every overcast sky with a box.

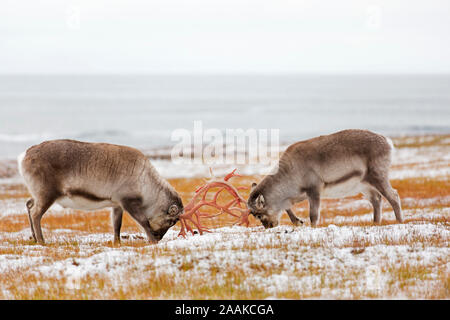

[1,0,449,74]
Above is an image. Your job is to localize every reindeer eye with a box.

[168,205,179,216]
[256,215,262,220]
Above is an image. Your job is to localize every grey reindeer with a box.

[248,129,402,228]
[18,140,183,244]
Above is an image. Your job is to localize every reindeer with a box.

[18,140,183,244]
[248,129,402,228]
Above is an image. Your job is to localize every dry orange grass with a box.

[392,134,450,149]
[392,178,450,199]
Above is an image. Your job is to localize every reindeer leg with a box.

[26,198,36,242]
[29,195,56,245]
[306,188,321,227]
[363,189,383,224]
[111,206,123,244]
[365,170,402,223]
[286,208,303,227]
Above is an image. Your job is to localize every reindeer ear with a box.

[251,183,257,191]
[255,194,265,210]
[168,204,179,216]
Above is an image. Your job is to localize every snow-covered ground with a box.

[0,211,448,299]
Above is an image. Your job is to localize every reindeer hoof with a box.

[293,219,304,227]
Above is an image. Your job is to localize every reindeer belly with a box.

[56,188,116,211]
[321,168,365,199]
[56,196,115,211]
[322,178,365,198]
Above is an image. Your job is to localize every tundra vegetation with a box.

[0,134,448,299]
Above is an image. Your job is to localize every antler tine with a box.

[212,187,225,202]
[178,169,251,237]
[224,168,242,181]
[178,212,211,237]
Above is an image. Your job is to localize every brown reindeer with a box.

[248,130,402,228]
[18,140,183,244]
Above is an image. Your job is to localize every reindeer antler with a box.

[178,169,250,237]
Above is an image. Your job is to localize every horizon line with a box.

[1,72,450,77]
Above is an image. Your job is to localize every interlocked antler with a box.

[178,169,251,237]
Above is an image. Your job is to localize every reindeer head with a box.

[247,183,280,229]
[147,191,184,241]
